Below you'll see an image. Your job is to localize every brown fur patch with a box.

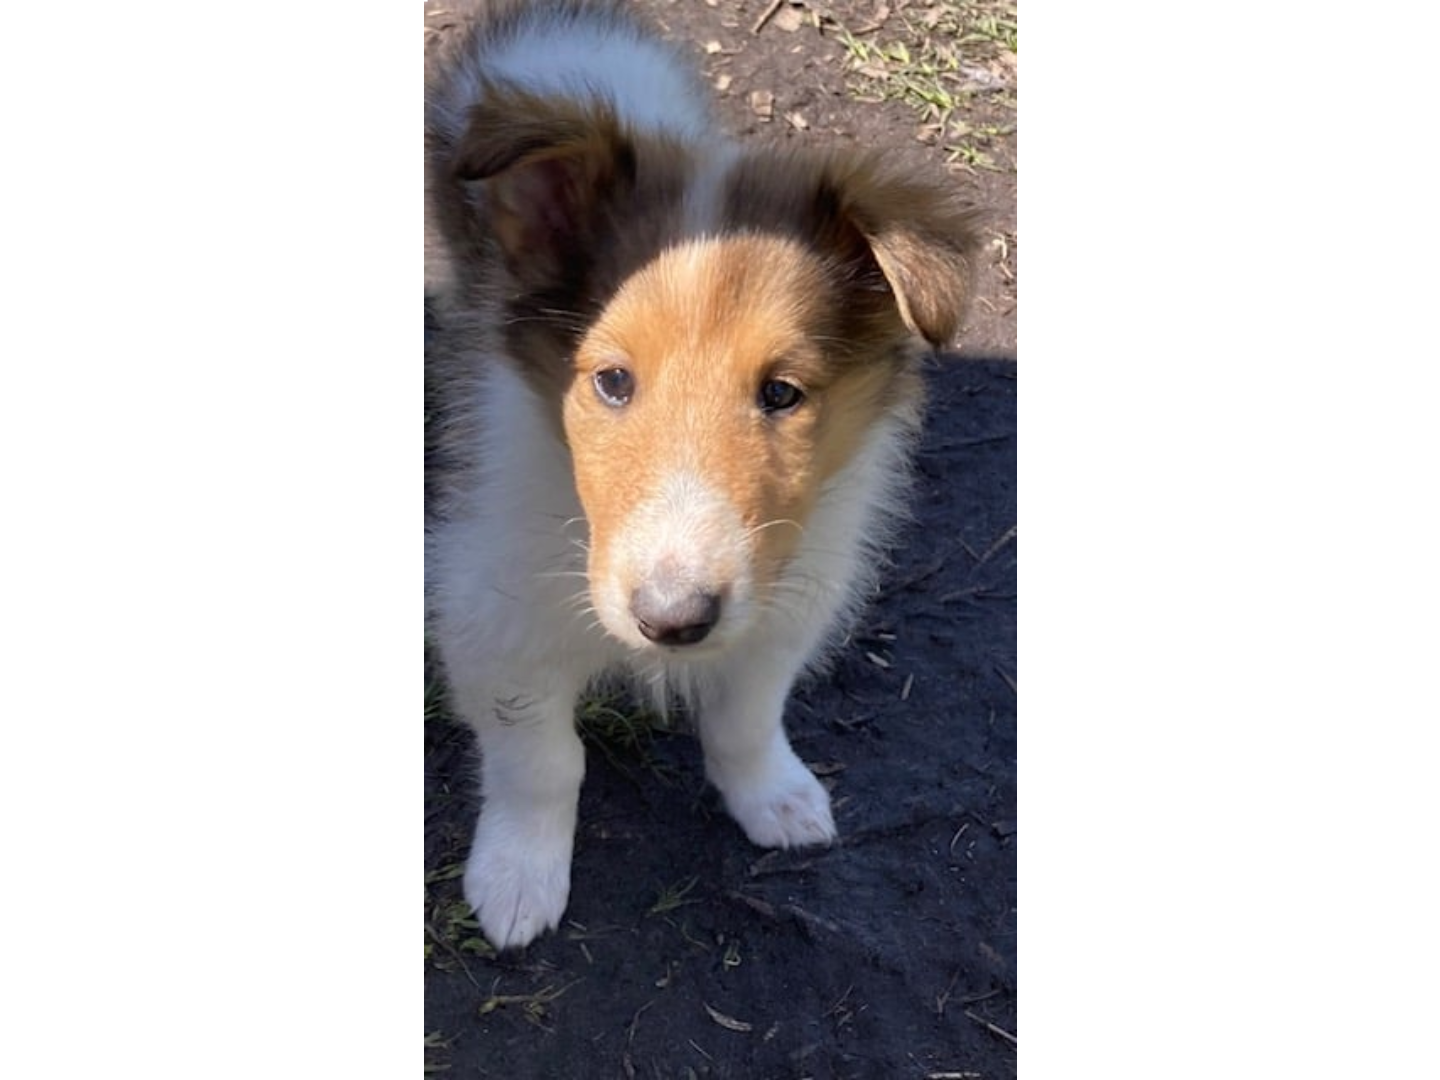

[435,85,695,406]
[721,149,984,348]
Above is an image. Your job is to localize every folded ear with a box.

[445,88,634,287]
[822,156,984,348]
[724,152,984,349]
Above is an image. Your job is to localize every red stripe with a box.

[1031,1036,1434,1077]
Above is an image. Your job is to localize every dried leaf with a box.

[704,1002,754,1033]
[773,6,805,32]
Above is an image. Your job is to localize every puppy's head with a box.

[437,89,982,653]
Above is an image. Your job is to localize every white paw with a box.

[718,752,837,849]
[463,809,574,950]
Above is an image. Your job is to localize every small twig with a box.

[972,524,1017,569]
[825,983,856,1018]
[894,541,967,591]
[625,999,654,1052]
[746,850,817,878]
[478,979,582,1016]
[965,1009,1018,1046]
[782,902,842,938]
[935,970,961,1017]
[937,585,983,605]
[751,0,785,35]
[727,889,778,919]
[423,921,481,989]
[948,821,970,858]
[932,433,1012,451]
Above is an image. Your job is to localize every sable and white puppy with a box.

[425,0,979,950]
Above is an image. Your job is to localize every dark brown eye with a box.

[594,367,634,407]
[758,378,804,414]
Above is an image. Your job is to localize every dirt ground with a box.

[424,2,1017,1076]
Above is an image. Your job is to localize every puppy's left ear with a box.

[727,151,984,348]
[826,158,985,348]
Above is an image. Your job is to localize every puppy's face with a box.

[564,235,905,652]
[435,89,980,652]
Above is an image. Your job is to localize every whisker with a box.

[555,587,590,613]
[744,518,804,541]
[499,309,590,332]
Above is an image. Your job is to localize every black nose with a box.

[631,585,721,646]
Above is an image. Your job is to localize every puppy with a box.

[425,0,980,949]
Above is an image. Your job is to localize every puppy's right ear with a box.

[448,89,634,287]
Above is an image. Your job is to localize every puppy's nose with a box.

[631,584,721,646]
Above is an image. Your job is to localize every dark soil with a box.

[425,3,1017,1076]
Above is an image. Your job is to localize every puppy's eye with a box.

[758,378,805,414]
[593,367,635,407]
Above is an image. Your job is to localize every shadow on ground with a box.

[425,355,1017,1079]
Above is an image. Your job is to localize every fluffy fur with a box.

[425,0,981,950]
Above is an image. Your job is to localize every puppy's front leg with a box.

[459,681,585,950]
[697,649,836,850]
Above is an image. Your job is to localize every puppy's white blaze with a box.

[681,144,742,235]
[595,470,752,650]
